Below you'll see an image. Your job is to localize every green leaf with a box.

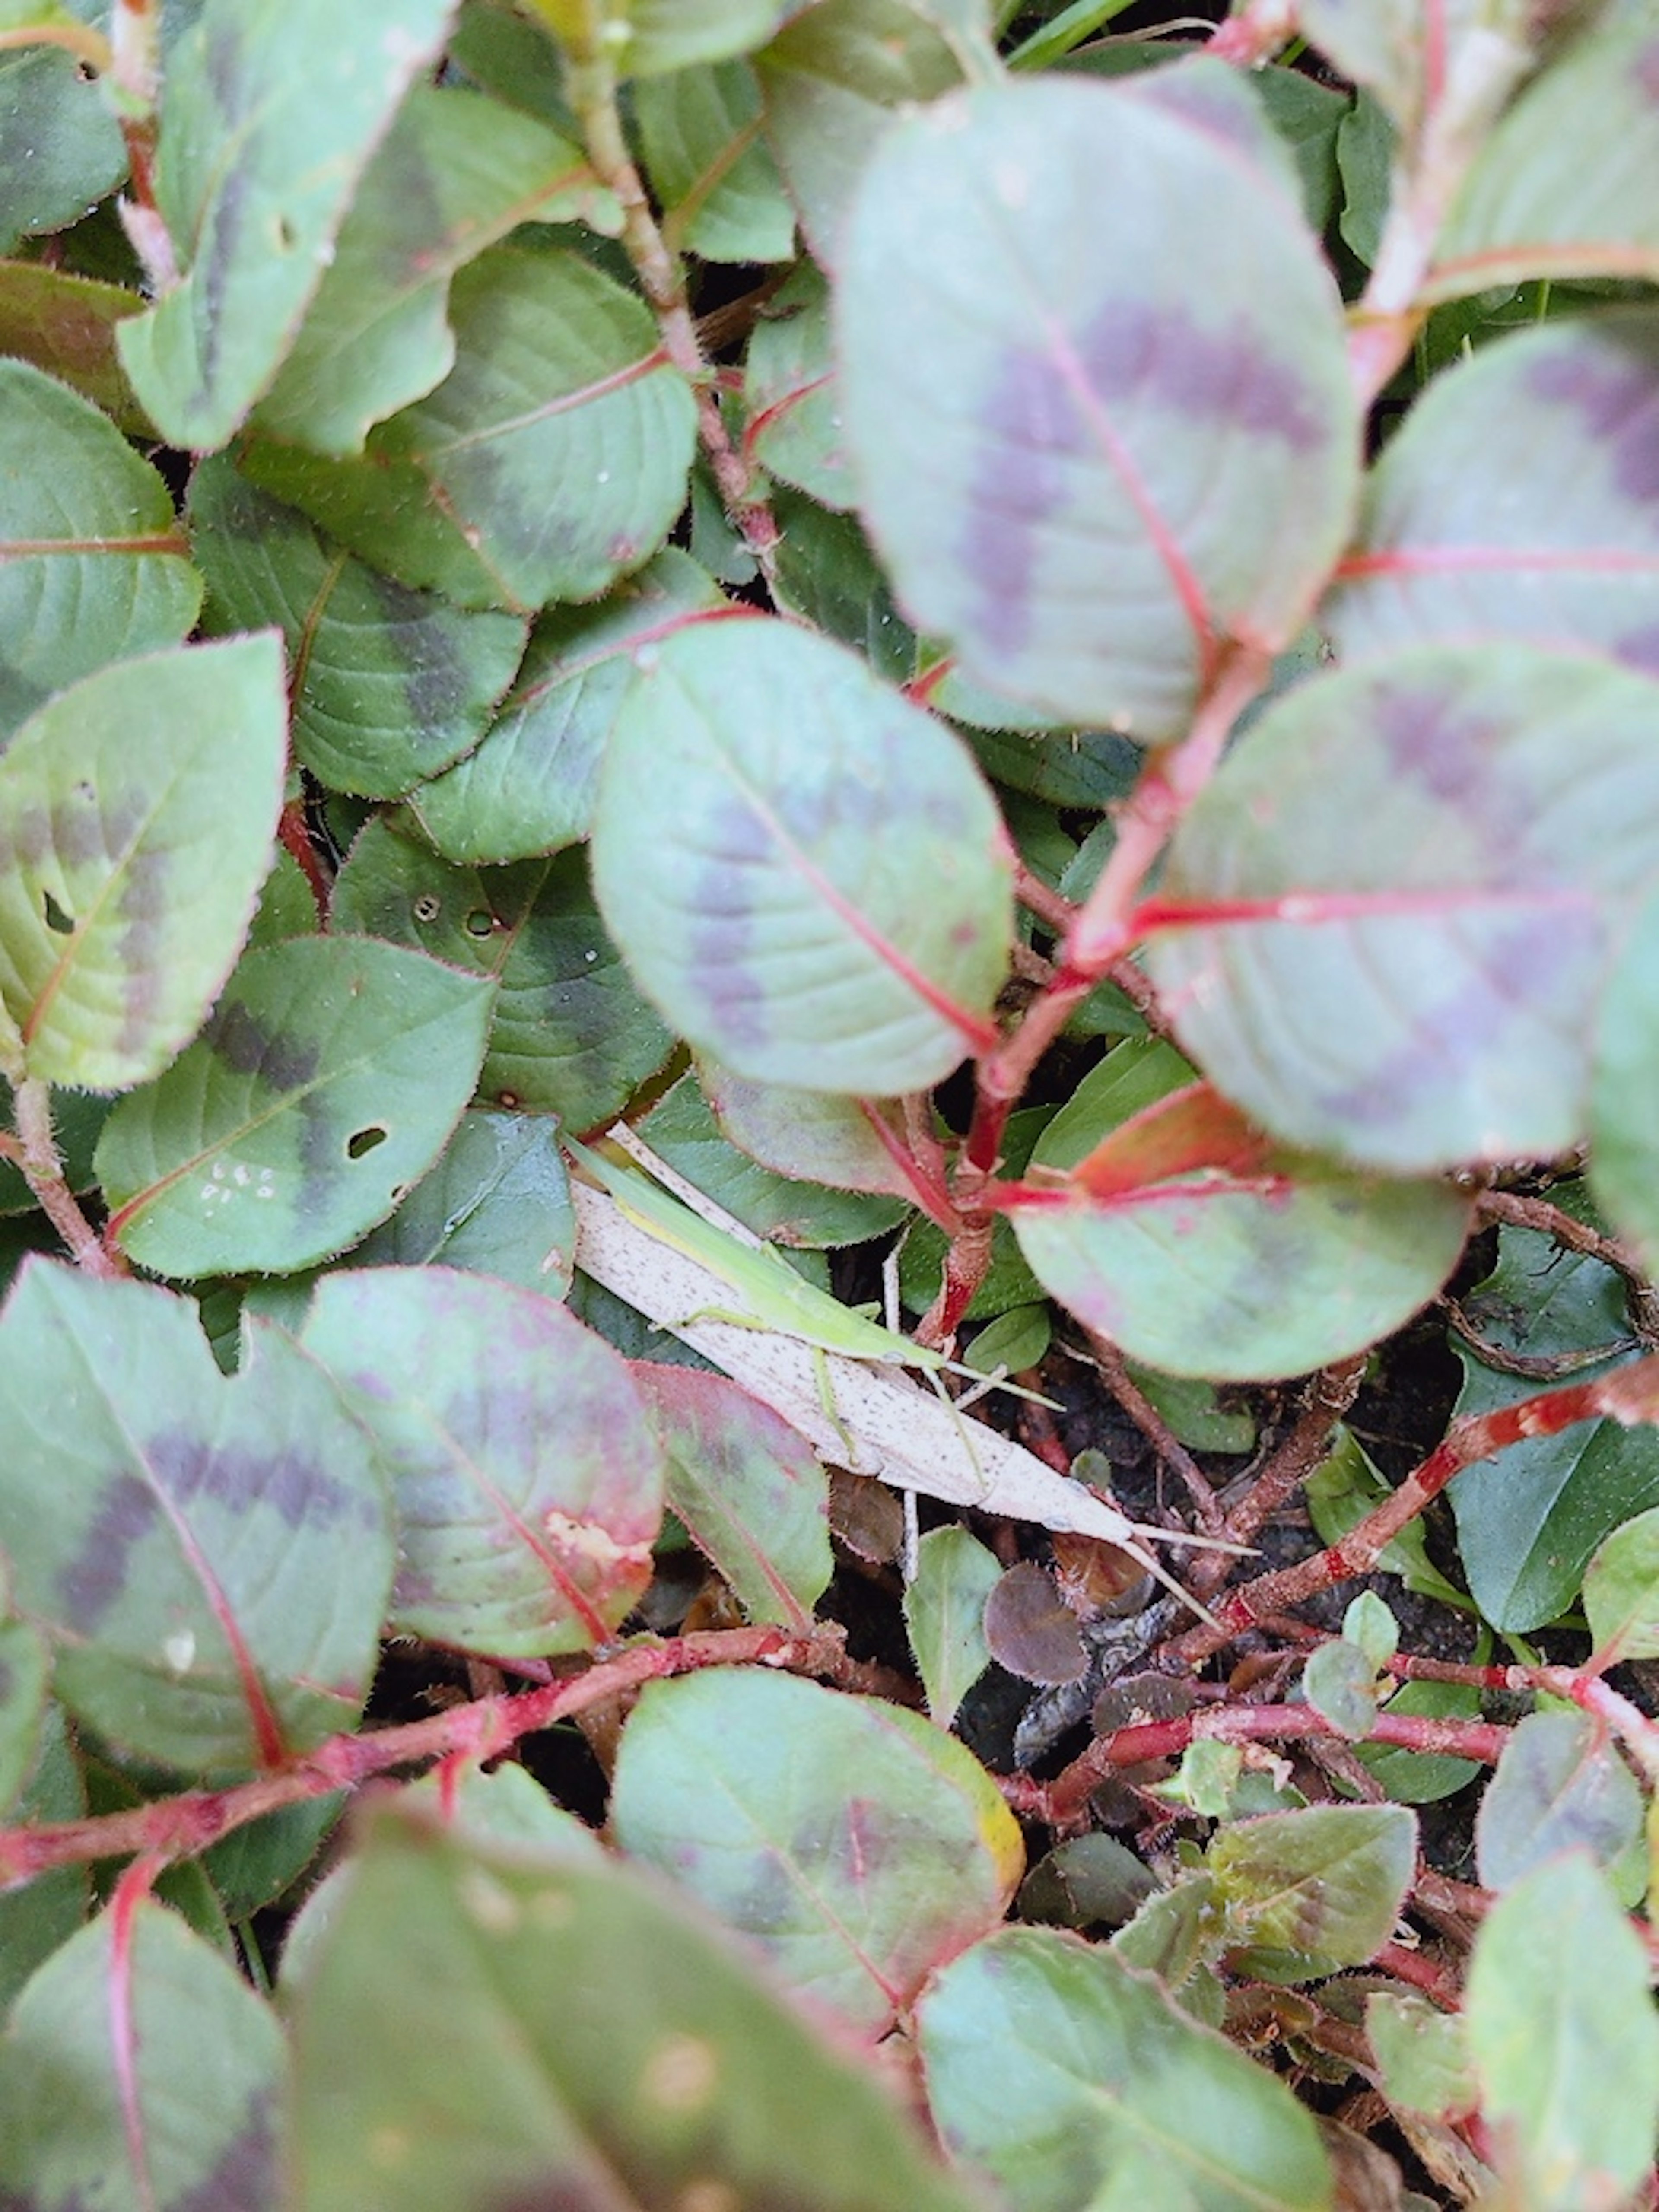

[0,264,146,433]
[903,1524,999,1729]
[0,1262,392,1772]
[755,0,969,268]
[287,1801,979,2212]
[918,1925,1332,2212]
[299,1267,663,1656]
[1429,20,1659,301]
[0,362,201,734]
[633,1361,830,1628]
[698,1053,920,1199]
[1465,1853,1659,2211]
[1302,1638,1379,1741]
[254,82,617,455]
[0,636,285,1090]
[1583,1503,1659,1664]
[346,1106,576,1297]
[242,243,698,613]
[1208,1804,1417,1969]
[1448,1220,1659,1630]
[1355,1681,1483,1806]
[1344,1589,1398,1669]
[1011,1044,1471,1381]
[0,38,125,254]
[1476,1709,1645,1894]
[639,1068,909,1244]
[1018,1833,1157,1934]
[1306,1425,1469,1611]
[591,616,1014,1093]
[636,59,795,263]
[96,936,495,1279]
[192,462,526,800]
[610,1669,1023,2036]
[1592,886,1659,1275]
[0,1897,287,2211]
[1149,644,1659,1171]
[742,262,852,508]
[330,827,673,1131]
[0,1706,87,2015]
[836,70,1359,736]
[604,0,807,76]
[1364,1990,1477,2123]
[1325,310,1659,676]
[407,551,728,865]
[0,1592,48,1816]
[115,0,459,450]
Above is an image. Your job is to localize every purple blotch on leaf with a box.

[205,999,322,1092]
[1525,333,1659,506]
[145,1430,374,1532]
[55,1471,160,1630]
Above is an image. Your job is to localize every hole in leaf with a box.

[42,890,75,936]
[412,893,441,924]
[275,214,297,251]
[464,909,495,938]
[346,1125,388,1160]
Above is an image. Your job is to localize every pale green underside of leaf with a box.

[591,615,1013,1093]
[116,0,459,451]
[836,68,1359,737]
[242,244,699,613]
[0,360,200,734]
[1427,20,1659,300]
[1150,645,1659,1172]
[1325,309,1659,677]
[1014,1043,1470,1382]
[96,935,496,1278]
[0,634,286,1090]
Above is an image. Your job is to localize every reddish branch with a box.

[1168,1354,1659,1668]
[0,1625,854,1887]
[1009,1696,1511,1829]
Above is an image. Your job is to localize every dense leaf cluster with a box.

[1,0,1658,2206]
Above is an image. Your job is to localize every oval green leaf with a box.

[331,826,673,1131]
[288,1802,979,2212]
[1465,1854,1659,2212]
[610,1668,1023,2036]
[1475,1709,1644,1894]
[253,82,616,456]
[96,936,496,1279]
[191,461,527,799]
[633,1362,831,1630]
[1428,20,1659,301]
[591,616,1013,1093]
[1583,1503,1659,1665]
[242,245,698,614]
[1208,1803,1417,1969]
[408,550,728,865]
[0,1262,392,1772]
[0,361,199,734]
[115,0,458,450]
[836,73,1359,736]
[918,1925,1332,2212]
[1148,645,1659,1171]
[0,635,286,1091]
[299,1268,663,1656]
[0,1898,287,2211]
[1010,1043,1470,1380]
[1326,310,1659,676]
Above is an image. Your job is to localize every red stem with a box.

[0,1626,847,1885]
